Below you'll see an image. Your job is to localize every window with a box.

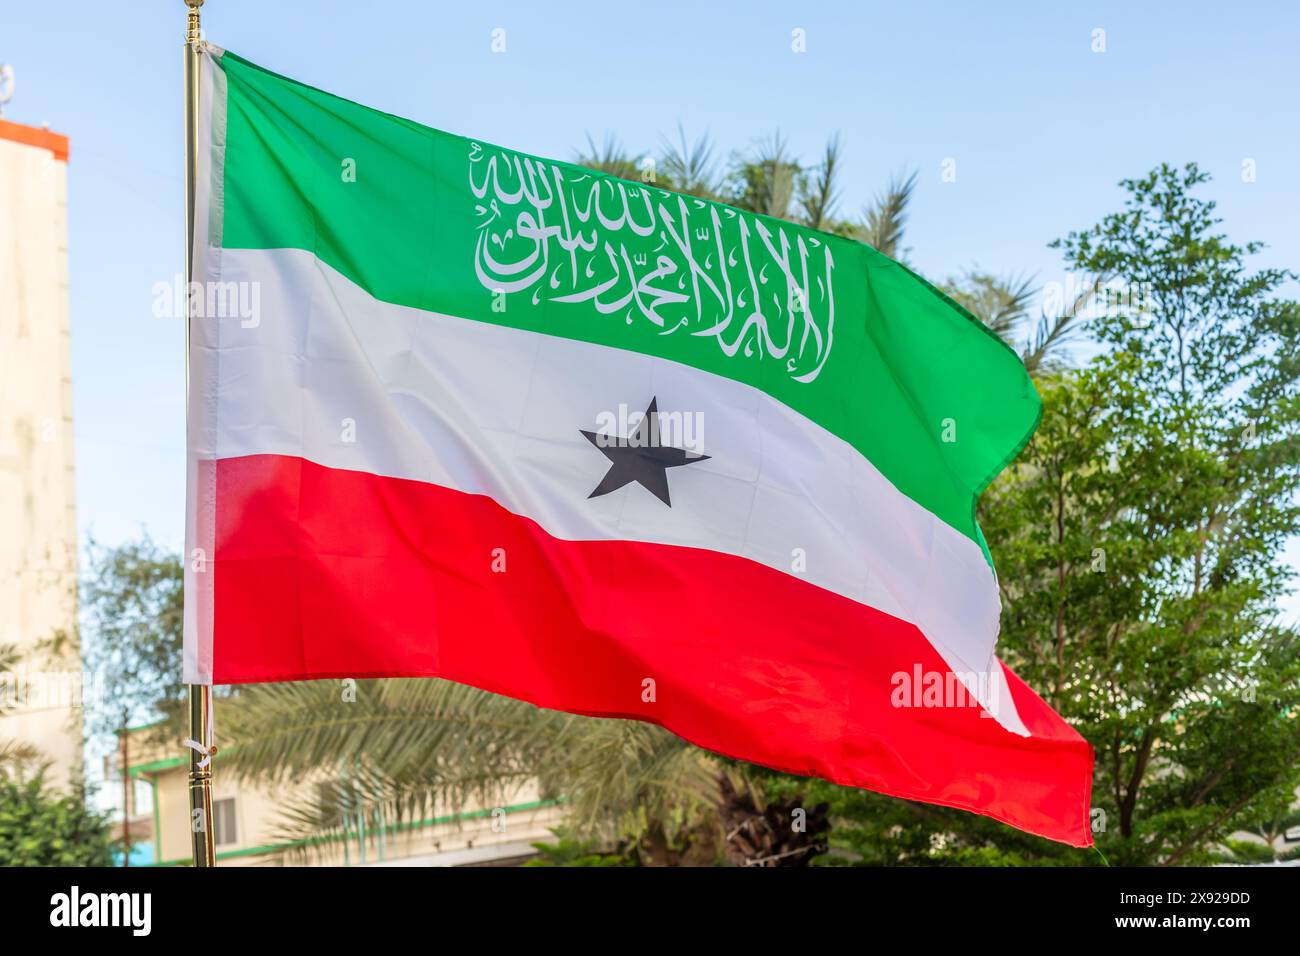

[212,797,237,846]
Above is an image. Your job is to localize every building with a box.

[0,100,81,789]
[122,722,565,866]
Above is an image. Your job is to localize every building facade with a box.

[125,722,565,866]
[0,115,80,787]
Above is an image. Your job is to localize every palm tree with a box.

[1020,274,1105,376]
[659,123,718,199]
[798,134,842,232]
[227,678,726,863]
[856,171,917,260]
[574,133,643,181]
[948,271,1105,376]
[727,131,801,220]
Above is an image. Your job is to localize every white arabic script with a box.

[470,142,836,384]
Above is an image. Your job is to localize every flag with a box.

[184,46,1093,845]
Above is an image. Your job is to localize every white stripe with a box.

[193,246,1025,733]
[183,46,226,686]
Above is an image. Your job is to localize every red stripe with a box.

[212,454,1094,845]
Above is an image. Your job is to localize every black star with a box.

[580,397,709,507]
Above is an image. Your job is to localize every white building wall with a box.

[0,122,80,787]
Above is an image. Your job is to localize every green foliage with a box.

[946,270,1102,376]
[658,123,718,199]
[724,131,802,220]
[523,830,635,867]
[80,535,186,742]
[225,678,721,862]
[758,766,1090,867]
[0,770,115,867]
[1015,163,1300,865]
[855,170,917,260]
[1215,809,1300,863]
[576,126,918,260]
[573,133,644,181]
[573,127,1082,375]
[1216,838,1290,865]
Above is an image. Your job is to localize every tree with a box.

[223,678,729,865]
[947,271,1105,377]
[579,127,924,262]
[574,134,643,182]
[79,536,186,865]
[856,170,917,260]
[659,123,718,199]
[1015,162,1300,864]
[769,163,1300,867]
[723,131,801,220]
[0,767,115,867]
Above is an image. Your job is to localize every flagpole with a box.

[183,0,216,869]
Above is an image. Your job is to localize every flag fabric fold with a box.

[184,46,1093,845]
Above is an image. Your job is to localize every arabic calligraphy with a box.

[470,142,836,384]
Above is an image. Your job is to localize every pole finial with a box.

[185,0,204,47]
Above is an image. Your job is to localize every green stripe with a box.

[214,50,1039,550]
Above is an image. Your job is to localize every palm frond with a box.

[0,739,43,769]
[0,643,43,770]
[0,642,20,684]
[858,170,917,260]
[728,131,799,220]
[541,717,719,842]
[226,678,717,862]
[575,133,641,180]
[659,123,717,198]
[1022,273,1106,375]
[227,679,552,790]
[799,133,842,231]
[948,272,1038,346]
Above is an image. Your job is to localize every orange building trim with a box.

[0,118,70,162]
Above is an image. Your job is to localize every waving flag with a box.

[184,46,1093,844]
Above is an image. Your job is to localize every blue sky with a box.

[3,0,1299,614]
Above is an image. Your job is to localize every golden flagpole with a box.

[183,0,216,868]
